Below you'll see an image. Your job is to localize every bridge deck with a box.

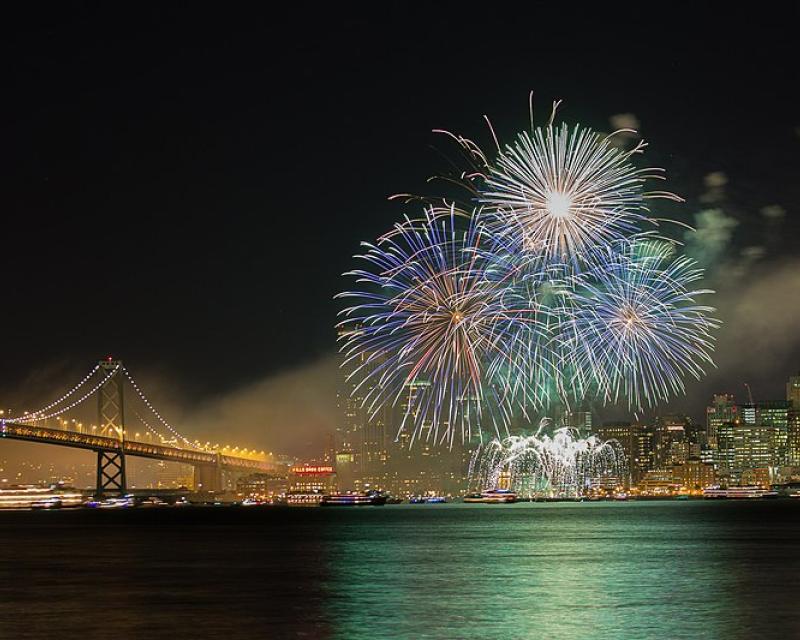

[0,422,272,473]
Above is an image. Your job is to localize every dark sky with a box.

[1,4,799,439]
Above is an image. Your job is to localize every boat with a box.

[98,496,135,509]
[0,484,83,509]
[463,489,517,503]
[703,486,775,499]
[409,495,447,504]
[284,490,325,506]
[320,491,387,506]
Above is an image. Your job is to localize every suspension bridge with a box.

[0,359,276,496]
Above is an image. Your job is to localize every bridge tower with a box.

[96,359,127,497]
[193,453,224,494]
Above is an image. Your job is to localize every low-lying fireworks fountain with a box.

[469,419,626,498]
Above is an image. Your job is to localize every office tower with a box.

[735,401,789,468]
[336,326,392,486]
[717,421,736,474]
[757,401,789,466]
[595,422,652,486]
[336,327,366,471]
[787,374,800,465]
[706,394,736,451]
[653,414,687,469]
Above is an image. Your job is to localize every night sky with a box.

[2,5,799,454]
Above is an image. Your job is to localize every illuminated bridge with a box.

[1,359,276,496]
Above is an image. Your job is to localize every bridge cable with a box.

[16,365,119,423]
[121,367,200,450]
[18,364,102,421]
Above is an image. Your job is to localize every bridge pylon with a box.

[96,359,127,497]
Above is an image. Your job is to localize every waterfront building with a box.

[289,463,337,494]
[236,472,288,500]
[739,467,772,488]
[672,457,716,490]
[639,468,680,495]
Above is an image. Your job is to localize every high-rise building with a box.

[653,414,687,469]
[786,374,800,465]
[733,420,776,472]
[336,328,366,472]
[734,401,789,468]
[756,401,789,466]
[595,422,651,486]
[706,394,736,451]
[336,326,393,486]
[717,421,736,475]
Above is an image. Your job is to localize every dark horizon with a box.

[2,4,799,456]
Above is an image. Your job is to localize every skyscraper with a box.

[706,394,736,451]
[336,325,391,486]
[735,401,788,467]
[787,374,800,465]
[595,422,652,486]
[653,414,688,469]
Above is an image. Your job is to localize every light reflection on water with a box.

[0,501,798,639]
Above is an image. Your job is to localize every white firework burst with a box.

[478,120,681,263]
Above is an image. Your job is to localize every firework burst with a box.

[339,97,719,446]
[337,206,545,445]
[559,240,719,411]
[479,121,682,264]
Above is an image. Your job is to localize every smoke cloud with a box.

[185,356,340,459]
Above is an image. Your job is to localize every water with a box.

[1,501,799,639]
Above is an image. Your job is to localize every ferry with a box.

[463,489,517,504]
[703,486,777,499]
[0,484,83,509]
[284,490,325,506]
[320,491,387,507]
